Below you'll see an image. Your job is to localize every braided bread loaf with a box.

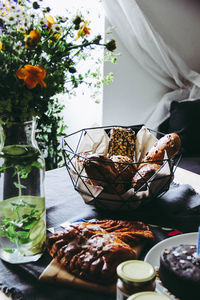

[47,220,154,284]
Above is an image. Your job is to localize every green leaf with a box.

[3,248,15,253]
[13,182,26,190]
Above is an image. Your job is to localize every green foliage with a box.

[36,98,67,170]
[0,201,42,248]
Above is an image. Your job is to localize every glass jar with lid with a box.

[127,291,171,300]
[116,260,156,300]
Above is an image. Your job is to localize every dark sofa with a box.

[178,156,200,175]
[158,99,200,175]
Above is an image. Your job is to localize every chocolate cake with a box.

[159,244,200,299]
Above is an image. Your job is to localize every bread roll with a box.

[110,155,137,181]
[141,132,181,165]
[84,154,116,186]
[84,154,127,194]
[132,163,161,190]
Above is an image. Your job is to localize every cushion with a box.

[158,100,200,156]
[178,156,200,175]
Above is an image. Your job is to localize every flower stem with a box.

[17,169,22,198]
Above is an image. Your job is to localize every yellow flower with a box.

[0,41,2,50]
[75,21,91,40]
[25,30,41,49]
[46,15,55,29]
[16,65,46,89]
[48,32,61,43]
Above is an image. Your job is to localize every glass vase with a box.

[0,119,46,263]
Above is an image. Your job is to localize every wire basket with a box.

[62,125,181,211]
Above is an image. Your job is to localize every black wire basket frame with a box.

[62,125,182,211]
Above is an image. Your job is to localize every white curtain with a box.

[102,0,200,130]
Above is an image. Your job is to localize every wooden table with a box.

[173,167,200,194]
[0,166,199,300]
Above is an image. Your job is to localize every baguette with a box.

[140,132,181,166]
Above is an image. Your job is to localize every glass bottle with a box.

[0,119,46,263]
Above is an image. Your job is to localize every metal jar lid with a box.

[117,260,156,285]
[127,291,171,300]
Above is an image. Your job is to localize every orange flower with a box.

[0,41,2,50]
[75,21,91,40]
[16,65,46,89]
[25,30,41,49]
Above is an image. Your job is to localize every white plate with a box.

[144,232,198,266]
[144,232,198,299]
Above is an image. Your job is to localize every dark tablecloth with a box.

[1,167,200,300]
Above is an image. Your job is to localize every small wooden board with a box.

[39,259,116,295]
[39,243,144,294]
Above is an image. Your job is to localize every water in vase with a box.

[0,122,46,263]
